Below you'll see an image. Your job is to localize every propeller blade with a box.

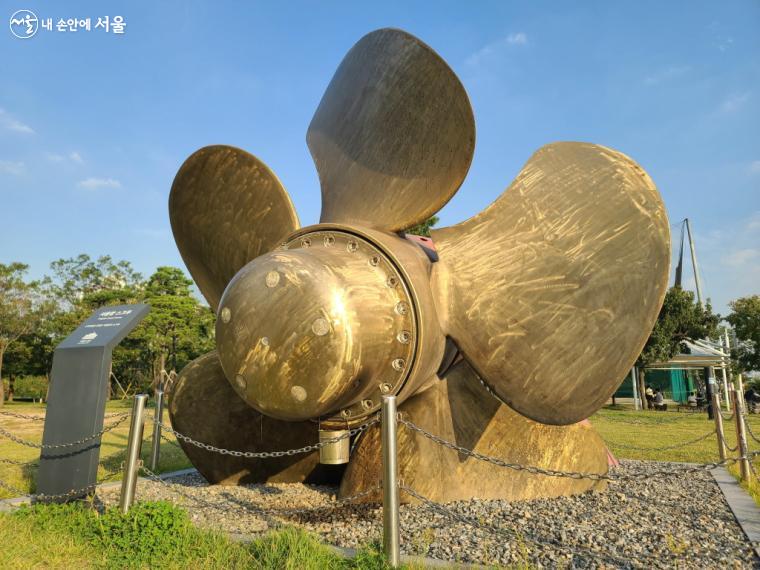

[431,142,670,425]
[169,145,299,312]
[308,28,475,231]
[167,351,342,485]
[340,360,608,503]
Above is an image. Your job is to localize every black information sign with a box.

[36,303,149,499]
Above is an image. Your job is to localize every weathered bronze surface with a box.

[169,145,299,312]
[308,28,475,232]
[166,28,670,503]
[215,229,418,423]
[340,360,608,503]
[167,351,343,485]
[432,142,670,426]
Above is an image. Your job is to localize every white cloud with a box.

[719,92,750,114]
[746,211,760,232]
[725,248,759,267]
[716,36,734,52]
[674,212,760,315]
[749,161,760,174]
[77,177,121,190]
[0,108,34,134]
[644,65,690,86]
[46,151,85,164]
[466,32,529,66]
[0,160,25,175]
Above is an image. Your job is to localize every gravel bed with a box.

[97,460,759,568]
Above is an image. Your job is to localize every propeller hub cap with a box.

[216,230,417,422]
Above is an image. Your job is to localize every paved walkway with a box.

[712,467,760,558]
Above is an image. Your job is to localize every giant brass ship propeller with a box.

[168,28,670,500]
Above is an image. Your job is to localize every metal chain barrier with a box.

[0,410,128,422]
[0,413,130,450]
[139,464,380,518]
[155,415,379,458]
[0,411,46,422]
[605,429,716,451]
[718,430,739,453]
[744,416,760,445]
[601,413,702,426]
[0,457,38,466]
[400,417,749,481]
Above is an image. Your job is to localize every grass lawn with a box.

[591,405,760,504]
[0,399,191,499]
[2,400,760,568]
[0,500,425,569]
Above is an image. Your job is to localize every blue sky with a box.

[1,1,758,316]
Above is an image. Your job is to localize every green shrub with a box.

[11,375,48,399]
[95,501,189,567]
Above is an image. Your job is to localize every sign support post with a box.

[36,304,149,499]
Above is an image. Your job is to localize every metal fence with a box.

[1,388,760,567]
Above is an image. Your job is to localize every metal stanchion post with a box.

[731,388,751,482]
[712,391,727,461]
[381,395,400,568]
[120,394,148,514]
[149,389,164,471]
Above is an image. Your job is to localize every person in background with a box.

[654,389,667,411]
[745,387,760,414]
[645,385,655,410]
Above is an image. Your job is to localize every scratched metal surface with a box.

[169,145,300,312]
[215,231,416,423]
[340,359,607,502]
[167,350,341,485]
[432,142,670,426]
[308,28,475,232]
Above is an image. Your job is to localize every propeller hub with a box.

[216,230,417,422]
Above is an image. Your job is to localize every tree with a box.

[47,254,143,312]
[726,295,760,373]
[637,287,720,367]
[126,267,214,390]
[0,263,47,405]
[634,287,719,404]
[404,216,439,237]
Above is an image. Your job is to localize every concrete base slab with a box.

[712,467,760,558]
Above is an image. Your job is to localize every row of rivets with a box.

[284,231,414,423]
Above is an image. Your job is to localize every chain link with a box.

[157,416,379,458]
[0,413,130,450]
[718,430,739,453]
[0,410,128,422]
[744,416,760,445]
[139,465,380,517]
[400,417,749,481]
[605,429,716,451]
[0,457,37,466]
[601,413,702,425]
[0,475,99,502]
[0,411,46,422]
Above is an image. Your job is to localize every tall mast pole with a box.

[684,218,704,308]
